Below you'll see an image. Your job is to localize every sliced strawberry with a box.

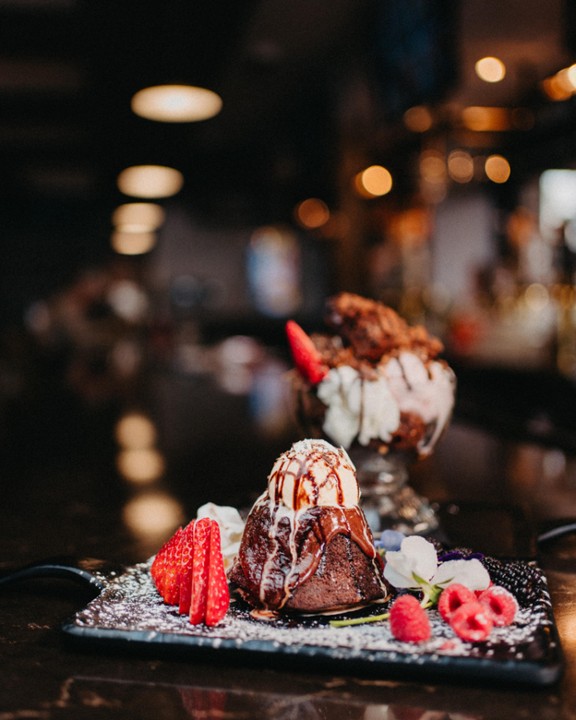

[162,527,186,605]
[285,320,328,385]
[177,520,197,614]
[151,526,184,601]
[205,521,230,626]
[189,517,211,625]
[150,550,167,595]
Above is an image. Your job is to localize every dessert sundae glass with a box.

[286,293,456,535]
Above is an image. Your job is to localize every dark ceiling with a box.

[0,0,373,323]
[0,0,367,216]
[0,0,575,326]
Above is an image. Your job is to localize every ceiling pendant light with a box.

[112,202,165,232]
[117,164,184,199]
[131,84,222,123]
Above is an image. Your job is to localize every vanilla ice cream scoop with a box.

[267,438,359,510]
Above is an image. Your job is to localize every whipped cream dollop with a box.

[267,438,359,510]
[317,351,455,455]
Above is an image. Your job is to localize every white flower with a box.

[432,557,490,591]
[383,536,438,589]
[383,535,490,599]
[196,502,245,571]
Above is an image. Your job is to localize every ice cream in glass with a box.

[286,292,456,533]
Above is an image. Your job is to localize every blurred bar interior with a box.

[4,0,576,551]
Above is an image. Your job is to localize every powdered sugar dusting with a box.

[68,559,560,675]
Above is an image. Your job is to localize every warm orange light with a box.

[485,154,511,183]
[122,490,185,541]
[117,164,183,198]
[403,105,433,133]
[294,197,330,229]
[354,165,393,198]
[566,64,576,90]
[117,447,165,484]
[542,74,573,101]
[542,65,576,101]
[448,150,474,183]
[115,412,157,449]
[461,106,511,132]
[475,56,506,83]
[419,150,446,182]
[111,230,156,255]
[112,202,165,232]
[131,84,222,122]
[389,208,431,248]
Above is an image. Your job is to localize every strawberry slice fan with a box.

[151,518,230,627]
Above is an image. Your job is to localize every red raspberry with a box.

[438,583,476,623]
[389,594,431,643]
[478,585,518,626]
[450,601,493,642]
[475,581,492,598]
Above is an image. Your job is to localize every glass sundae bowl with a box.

[286,293,456,535]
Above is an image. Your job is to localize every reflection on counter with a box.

[122,491,185,557]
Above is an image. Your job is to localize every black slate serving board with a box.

[62,557,563,686]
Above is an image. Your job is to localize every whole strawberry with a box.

[285,320,328,385]
[151,526,185,604]
[389,594,431,643]
[151,517,230,627]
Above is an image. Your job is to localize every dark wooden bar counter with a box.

[2,342,576,719]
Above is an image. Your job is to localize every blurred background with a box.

[3,0,576,557]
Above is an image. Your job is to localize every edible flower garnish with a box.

[331,535,490,628]
[385,535,490,605]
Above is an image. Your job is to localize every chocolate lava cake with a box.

[229,439,389,614]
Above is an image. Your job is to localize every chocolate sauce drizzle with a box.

[240,494,380,610]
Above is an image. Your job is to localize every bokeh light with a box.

[131,84,222,122]
[475,56,506,83]
[448,150,474,183]
[115,412,157,449]
[485,154,511,183]
[112,202,165,232]
[116,447,166,484]
[111,230,156,255]
[354,165,393,198]
[122,490,185,549]
[117,164,183,199]
[403,105,434,133]
[294,197,330,229]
